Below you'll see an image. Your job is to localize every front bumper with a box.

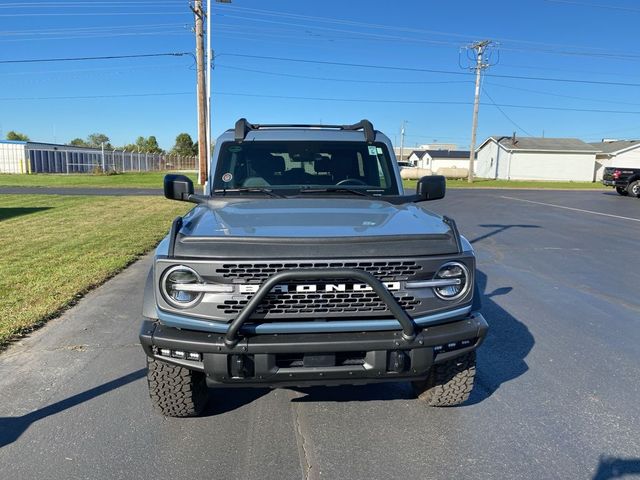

[139,312,488,387]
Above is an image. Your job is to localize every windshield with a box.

[212,141,399,195]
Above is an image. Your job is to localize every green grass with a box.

[0,171,198,189]
[403,178,607,190]
[0,194,190,348]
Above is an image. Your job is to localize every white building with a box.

[475,135,599,182]
[0,140,106,173]
[409,149,470,173]
[589,140,640,181]
[0,140,28,173]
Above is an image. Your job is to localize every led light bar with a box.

[157,348,202,362]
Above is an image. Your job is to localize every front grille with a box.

[216,260,422,283]
[217,290,420,318]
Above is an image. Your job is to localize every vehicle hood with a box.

[173,198,460,259]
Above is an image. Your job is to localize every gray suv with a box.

[139,119,488,417]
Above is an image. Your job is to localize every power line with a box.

[485,81,640,106]
[216,4,633,56]
[0,23,187,35]
[216,64,474,85]
[0,1,183,6]
[0,31,189,43]
[545,0,640,12]
[2,88,640,116]
[0,11,188,17]
[0,52,191,64]
[216,63,637,105]
[482,88,533,136]
[0,92,192,100]
[213,91,640,114]
[213,5,640,60]
[220,53,640,88]
[0,63,180,77]
[0,31,190,43]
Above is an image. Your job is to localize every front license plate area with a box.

[303,353,336,367]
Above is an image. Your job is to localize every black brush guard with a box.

[223,268,417,347]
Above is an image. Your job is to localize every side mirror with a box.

[416,175,446,201]
[164,174,194,202]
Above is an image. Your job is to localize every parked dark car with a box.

[603,167,640,197]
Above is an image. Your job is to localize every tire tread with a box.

[146,357,207,417]
[412,351,476,407]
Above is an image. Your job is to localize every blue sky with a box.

[1,0,639,150]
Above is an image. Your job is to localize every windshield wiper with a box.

[298,187,382,197]
[214,187,285,198]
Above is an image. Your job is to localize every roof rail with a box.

[233,118,376,143]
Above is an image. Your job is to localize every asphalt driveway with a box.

[0,189,638,480]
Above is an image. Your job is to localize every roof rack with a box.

[234,118,376,143]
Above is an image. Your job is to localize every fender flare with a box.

[142,267,158,319]
[471,281,482,312]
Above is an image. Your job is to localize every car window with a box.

[213,141,398,194]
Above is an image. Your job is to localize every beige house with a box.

[474,136,599,182]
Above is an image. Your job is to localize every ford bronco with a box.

[139,119,488,417]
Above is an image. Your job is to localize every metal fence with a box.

[26,148,197,174]
[0,144,197,174]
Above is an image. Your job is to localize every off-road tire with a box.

[146,357,208,417]
[412,351,476,407]
[615,186,628,196]
[627,180,640,198]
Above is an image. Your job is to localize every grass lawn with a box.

[403,178,607,190]
[0,171,198,189]
[0,194,190,348]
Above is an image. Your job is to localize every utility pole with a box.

[206,0,212,181]
[465,40,494,183]
[399,120,407,162]
[192,0,208,186]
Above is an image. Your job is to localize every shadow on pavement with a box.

[289,382,414,404]
[465,270,534,405]
[0,207,52,221]
[470,224,540,244]
[203,388,271,416]
[0,368,146,448]
[592,456,640,480]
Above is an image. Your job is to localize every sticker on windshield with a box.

[221,172,233,183]
[228,145,242,152]
[376,147,383,154]
[368,145,377,156]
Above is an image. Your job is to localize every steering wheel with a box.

[336,178,367,186]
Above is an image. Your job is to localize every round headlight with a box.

[433,262,470,300]
[160,266,203,308]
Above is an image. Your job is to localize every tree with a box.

[145,135,162,154]
[6,131,29,141]
[67,133,111,149]
[122,136,163,153]
[171,133,198,156]
[86,133,112,149]
[69,138,89,147]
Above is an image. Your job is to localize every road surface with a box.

[1,189,639,479]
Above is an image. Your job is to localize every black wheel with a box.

[412,351,476,407]
[616,186,629,196]
[628,180,640,198]
[146,357,208,417]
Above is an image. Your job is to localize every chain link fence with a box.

[0,143,197,174]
